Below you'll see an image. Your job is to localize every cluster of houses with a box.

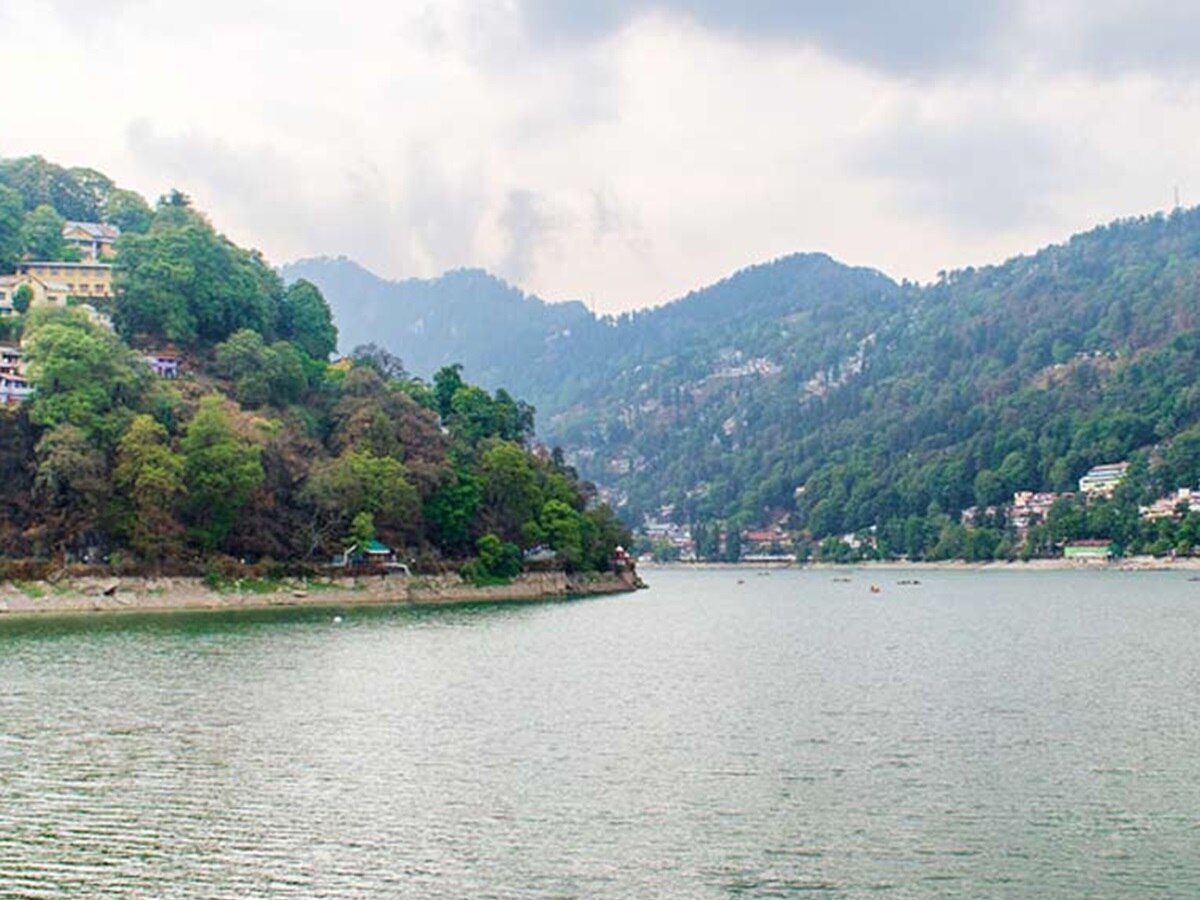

[0,220,181,406]
[0,221,118,316]
[642,458,1200,563]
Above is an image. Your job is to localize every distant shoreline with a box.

[644,557,1200,573]
[0,571,643,618]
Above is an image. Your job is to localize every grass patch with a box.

[14,581,46,599]
[469,573,513,587]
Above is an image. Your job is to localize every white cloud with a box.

[2,0,1200,312]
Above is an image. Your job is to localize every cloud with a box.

[857,112,1068,232]
[518,1,1200,80]
[1027,1,1200,76]
[517,1,1015,74]
[497,189,557,283]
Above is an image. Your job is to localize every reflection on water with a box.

[1,569,1198,898]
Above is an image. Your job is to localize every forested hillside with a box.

[293,209,1200,558]
[280,257,598,387]
[0,157,628,575]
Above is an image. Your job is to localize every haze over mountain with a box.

[287,207,1200,555]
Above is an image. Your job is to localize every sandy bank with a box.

[0,570,645,617]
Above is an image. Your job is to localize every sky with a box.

[3,1,1200,312]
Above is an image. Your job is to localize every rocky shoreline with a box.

[0,570,646,617]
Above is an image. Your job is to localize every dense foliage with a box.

[0,158,629,574]
[298,210,1200,559]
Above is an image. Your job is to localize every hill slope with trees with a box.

[290,209,1200,559]
[0,157,628,577]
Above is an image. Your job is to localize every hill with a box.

[290,210,1200,559]
[0,156,629,576]
[279,257,597,387]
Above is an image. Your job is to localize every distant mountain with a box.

[286,211,1200,554]
[280,257,596,387]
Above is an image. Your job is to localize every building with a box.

[1063,539,1115,559]
[0,371,31,406]
[1140,488,1200,521]
[1010,491,1068,537]
[16,261,114,300]
[143,352,181,378]
[0,345,21,375]
[0,345,31,406]
[1079,462,1129,497]
[0,273,70,314]
[62,221,120,261]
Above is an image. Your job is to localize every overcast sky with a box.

[3,1,1199,311]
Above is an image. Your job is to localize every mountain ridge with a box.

[288,207,1200,559]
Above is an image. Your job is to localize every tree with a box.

[0,184,21,271]
[113,414,186,562]
[479,441,543,540]
[115,215,283,347]
[282,280,337,360]
[22,308,146,449]
[181,396,264,552]
[103,188,153,234]
[0,156,108,219]
[19,204,67,260]
[476,532,521,578]
[351,343,408,380]
[347,511,377,551]
[12,283,33,315]
[302,449,421,551]
[434,363,464,420]
[423,470,482,555]
[32,424,108,558]
[540,499,584,569]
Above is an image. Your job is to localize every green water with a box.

[1,568,1198,897]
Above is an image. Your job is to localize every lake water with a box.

[1,567,1198,898]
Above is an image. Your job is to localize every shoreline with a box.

[644,556,1200,573]
[0,570,644,618]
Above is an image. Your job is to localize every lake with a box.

[1,567,1198,898]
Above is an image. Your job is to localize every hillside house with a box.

[1140,488,1200,521]
[62,221,120,261]
[0,273,69,314]
[1079,462,1129,498]
[143,351,181,378]
[0,371,31,406]
[16,261,113,300]
[0,345,21,374]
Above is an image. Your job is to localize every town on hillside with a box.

[636,460,1200,563]
[0,218,180,405]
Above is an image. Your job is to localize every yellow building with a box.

[0,273,70,315]
[62,221,120,260]
[16,261,114,300]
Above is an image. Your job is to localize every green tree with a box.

[12,283,33,315]
[22,308,146,448]
[423,470,482,555]
[434,363,464,420]
[181,395,264,552]
[479,441,543,540]
[19,204,67,260]
[103,188,153,234]
[347,510,377,551]
[476,532,521,578]
[302,449,421,551]
[113,414,186,561]
[0,184,21,271]
[282,279,337,360]
[540,498,584,569]
[115,214,283,347]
